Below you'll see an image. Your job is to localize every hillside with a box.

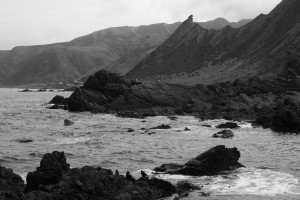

[125,0,300,85]
[1,23,180,86]
[0,17,251,86]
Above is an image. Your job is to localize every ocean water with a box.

[0,88,300,200]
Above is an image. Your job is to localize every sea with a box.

[0,88,300,200]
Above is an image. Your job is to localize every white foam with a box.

[53,136,92,145]
[205,168,300,196]
[134,168,300,197]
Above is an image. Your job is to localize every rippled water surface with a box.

[1,88,300,200]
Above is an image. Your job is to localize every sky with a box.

[0,0,282,50]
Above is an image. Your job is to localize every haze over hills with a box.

[0,18,251,86]
[125,0,300,84]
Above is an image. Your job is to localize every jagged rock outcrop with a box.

[125,0,300,85]
[0,166,25,200]
[154,145,243,176]
[67,70,215,115]
[63,68,300,121]
[24,151,70,193]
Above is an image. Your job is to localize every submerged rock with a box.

[0,166,25,200]
[19,88,32,92]
[64,119,74,126]
[150,124,171,130]
[212,130,234,138]
[216,122,239,129]
[15,139,33,143]
[154,145,243,176]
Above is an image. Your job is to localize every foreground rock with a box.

[155,145,243,176]
[22,151,203,200]
[24,151,70,193]
[213,130,234,138]
[25,167,177,200]
[0,166,25,200]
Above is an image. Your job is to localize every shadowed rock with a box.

[216,122,239,129]
[0,166,25,200]
[24,151,70,193]
[271,110,300,133]
[49,95,68,105]
[154,145,243,176]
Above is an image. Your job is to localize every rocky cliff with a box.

[125,0,300,85]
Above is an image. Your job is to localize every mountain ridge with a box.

[125,0,300,84]
[0,18,251,86]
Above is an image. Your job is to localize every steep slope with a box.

[0,50,9,60]
[8,46,106,85]
[2,23,181,85]
[125,0,300,84]
[0,60,9,84]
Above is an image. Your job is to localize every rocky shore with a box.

[50,66,300,133]
[0,146,242,200]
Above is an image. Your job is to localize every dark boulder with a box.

[15,139,33,143]
[154,145,243,176]
[212,130,234,138]
[127,128,134,132]
[252,115,272,129]
[49,95,68,105]
[0,166,25,200]
[24,151,70,193]
[64,119,74,126]
[184,127,191,131]
[271,110,300,133]
[150,124,171,130]
[216,122,239,129]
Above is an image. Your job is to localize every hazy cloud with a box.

[0,0,281,50]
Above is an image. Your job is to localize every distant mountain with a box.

[125,0,300,84]
[0,18,251,86]
[1,23,181,86]
[199,18,251,30]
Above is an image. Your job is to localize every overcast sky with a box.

[0,0,282,50]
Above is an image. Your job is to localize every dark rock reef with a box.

[52,67,300,133]
[155,145,243,176]
[0,146,244,200]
